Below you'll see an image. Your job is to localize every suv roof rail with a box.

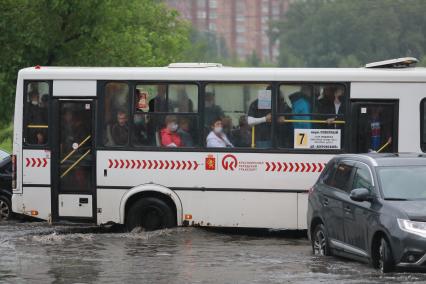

[365,57,418,68]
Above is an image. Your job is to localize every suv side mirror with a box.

[350,188,373,202]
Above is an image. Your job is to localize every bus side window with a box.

[204,83,272,149]
[132,84,199,148]
[276,83,346,151]
[103,82,130,147]
[24,81,49,146]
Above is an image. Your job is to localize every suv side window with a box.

[353,163,373,192]
[332,162,355,192]
[322,161,337,186]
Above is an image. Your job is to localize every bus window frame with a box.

[22,80,52,149]
[203,81,276,149]
[96,80,350,154]
[274,82,349,154]
[420,98,426,152]
[98,81,132,148]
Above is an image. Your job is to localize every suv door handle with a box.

[323,198,329,206]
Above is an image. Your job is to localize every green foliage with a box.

[182,28,229,62]
[0,124,13,153]
[0,0,191,125]
[276,0,426,67]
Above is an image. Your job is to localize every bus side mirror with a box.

[350,188,373,202]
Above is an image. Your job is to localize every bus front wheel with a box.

[126,197,176,231]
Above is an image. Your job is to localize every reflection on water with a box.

[0,221,425,283]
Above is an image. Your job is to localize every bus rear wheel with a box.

[126,197,176,232]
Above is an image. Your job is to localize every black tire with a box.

[126,197,176,231]
[375,237,394,273]
[0,195,12,221]
[312,223,330,256]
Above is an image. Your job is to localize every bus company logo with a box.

[205,155,216,171]
[222,154,238,171]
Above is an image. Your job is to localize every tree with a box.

[275,0,426,67]
[0,0,191,125]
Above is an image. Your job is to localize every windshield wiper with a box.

[384,197,408,201]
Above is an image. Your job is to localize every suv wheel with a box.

[376,237,394,273]
[312,224,330,256]
[0,195,11,221]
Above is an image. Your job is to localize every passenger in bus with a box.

[247,87,272,148]
[231,115,251,147]
[177,118,194,147]
[206,117,233,148]
[133,112,149,146]
[149,85,168,112]
[359,106,392,152]
[160,115,182,147]
[204,92,224,128]
[175,87,194,113]
[289,91,312,129]
[111,110,129,146]
[320,86,345,128]
[222,116,233,142]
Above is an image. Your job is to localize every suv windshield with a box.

[378,166,426,200]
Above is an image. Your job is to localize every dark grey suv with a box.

[308,153,426,272]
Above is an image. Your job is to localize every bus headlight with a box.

[398,219,426,238]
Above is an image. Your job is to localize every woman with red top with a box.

[160,115,182,147]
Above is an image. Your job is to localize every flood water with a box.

[1,221,426,283]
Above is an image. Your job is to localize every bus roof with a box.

[18,65,426,83]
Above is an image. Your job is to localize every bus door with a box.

[350,100,398,153]
[52,99,96,222]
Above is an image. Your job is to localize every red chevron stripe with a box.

[31,158,36,167]
[277,162,282,171]
[193,161,199,170]
[266,162,271,171]
[42,158,47,167]
[165,160,170,169]
[176,161,181,169]
[108,159,113,168]
[136,160,141,169]
[289,163,294,172]
[147,160,152,169]
[306,163,311,172]
[142,160,147,169]
[125,160,130,169]
[283,162,288,172]
[271,162,276,171]
[182,160,187,170]
[295,163,300,172]
[187,161,192,170]
[171,160,175,169]
[131,160,136,169]
[312,163,317,172]
[159,160,164,169]
[300,163,306,172]
[26,158,30,167]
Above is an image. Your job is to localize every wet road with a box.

[1,221,426,283]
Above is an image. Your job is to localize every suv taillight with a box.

[11,154,16,189]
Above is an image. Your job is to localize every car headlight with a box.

[398,219,426,238]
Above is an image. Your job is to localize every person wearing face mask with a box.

[206,117,233,148]
[160,115,182,147]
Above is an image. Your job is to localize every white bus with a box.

[11,59,426,230]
